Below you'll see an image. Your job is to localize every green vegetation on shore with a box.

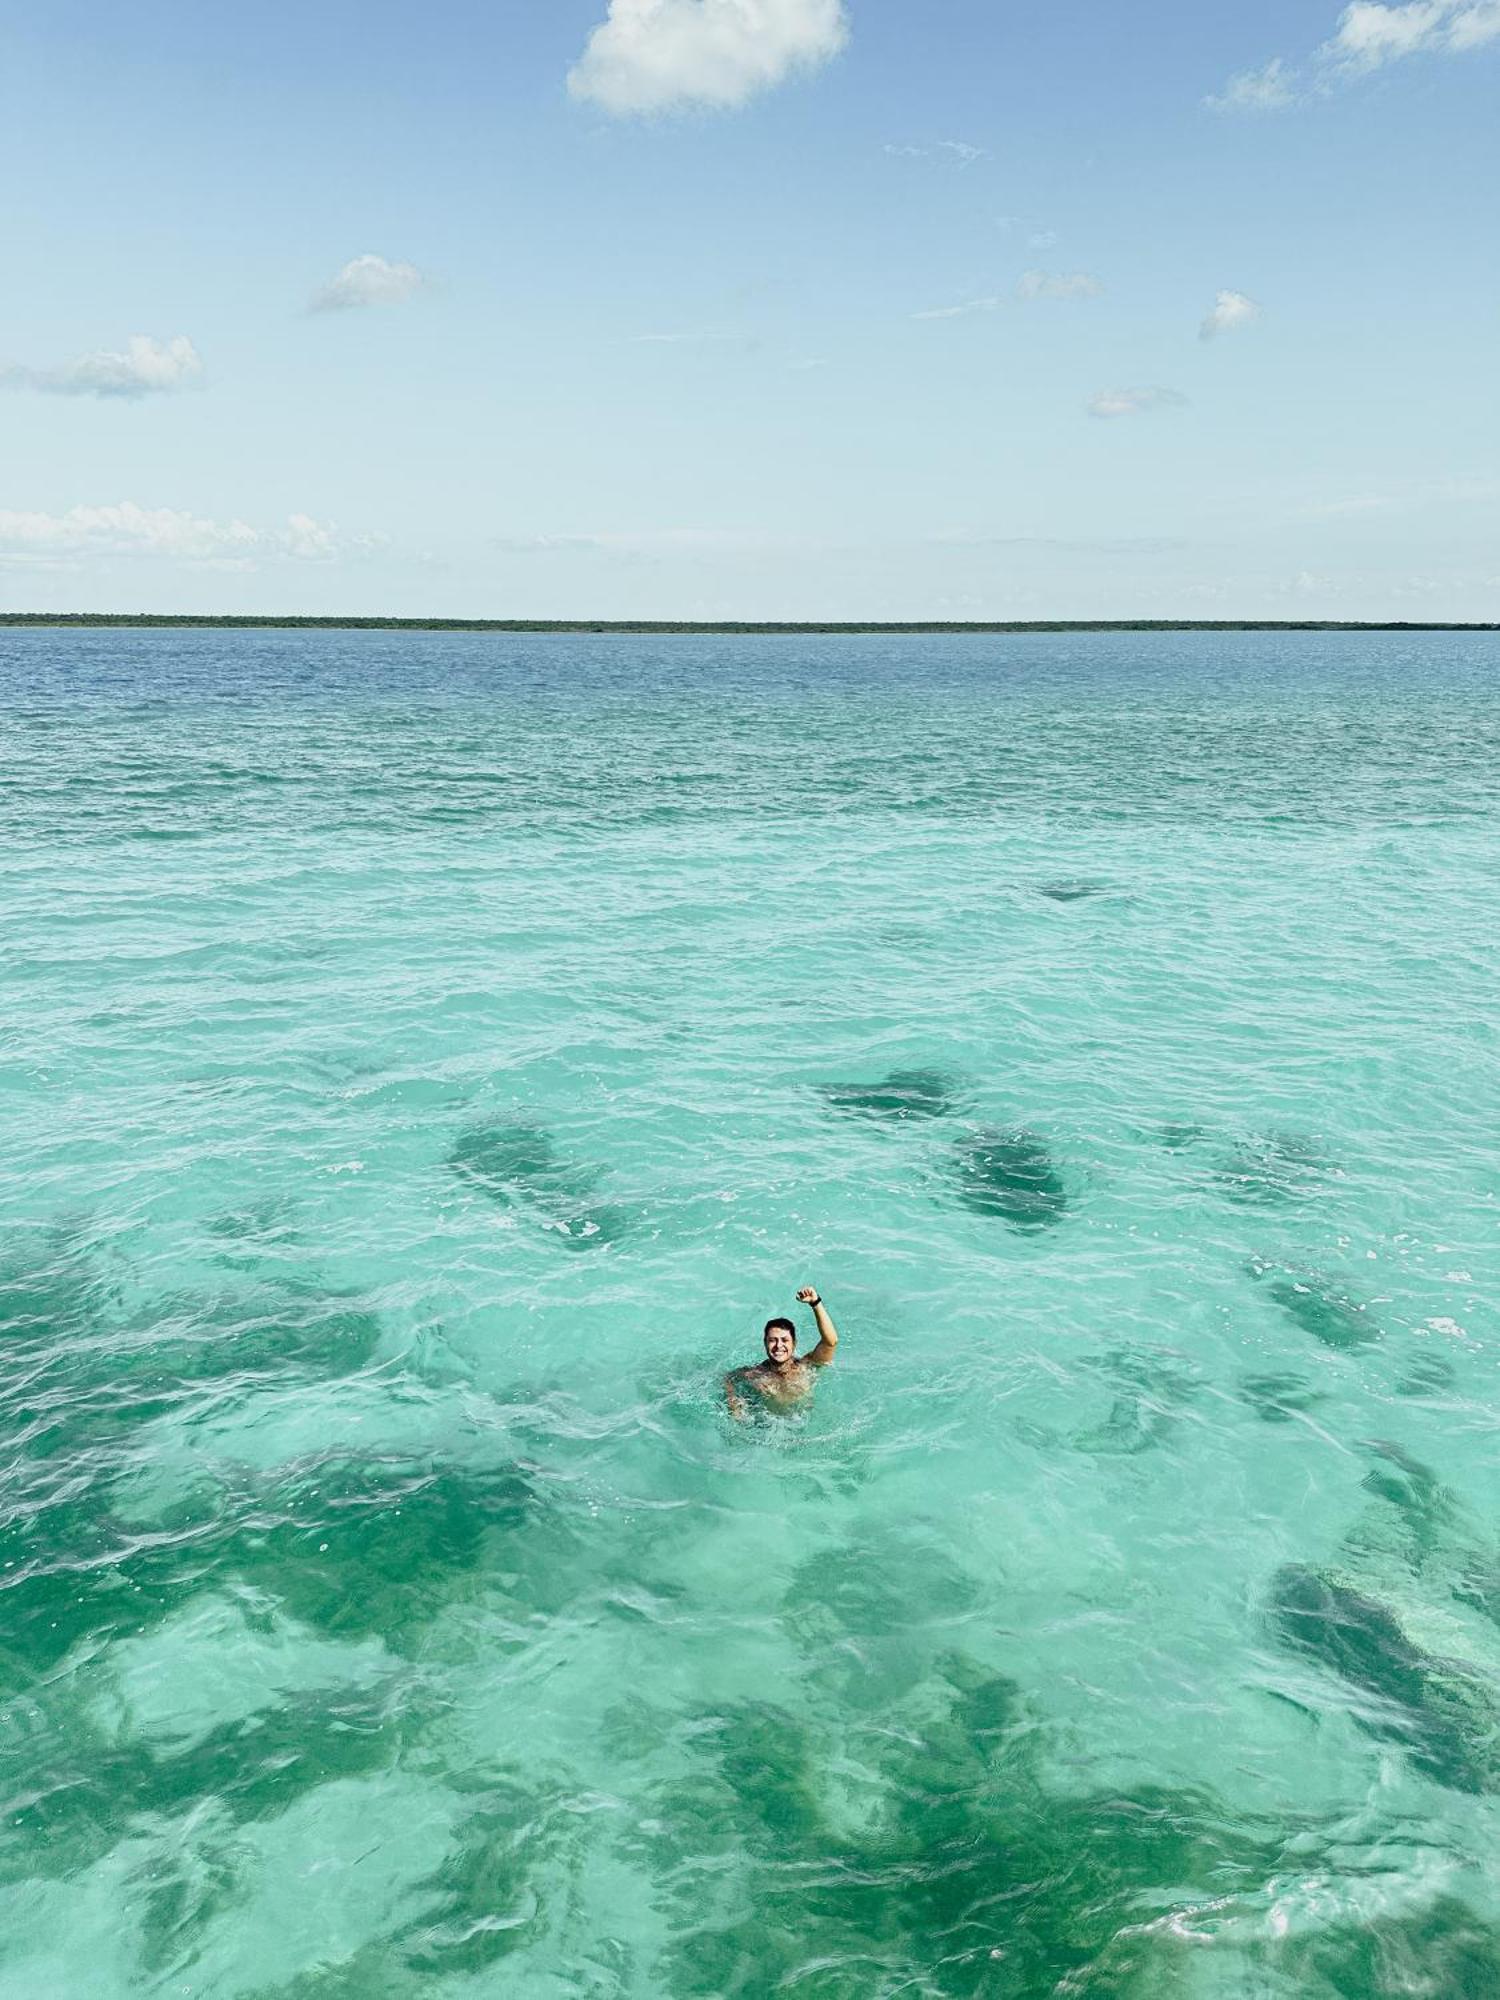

[0,615,1495,635]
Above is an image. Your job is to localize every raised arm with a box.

[797,1287,839,1367]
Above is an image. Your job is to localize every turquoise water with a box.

[3,628,1500,1997]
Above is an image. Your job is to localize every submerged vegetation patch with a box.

[819,1067,962,1123]
[1035,877,1114,902]
[630,1659,1347,1998]
[1248,1259,1382,1351]
[447,1122,630,1249]
[1236,1371,1328,1423]
[1217,1131,1339,1206]
[950,1128,1069,1232]
[1269,1564,1500,1794]
[1072,1344,1201,1455]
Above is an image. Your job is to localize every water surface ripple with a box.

[3,630,1499,1997]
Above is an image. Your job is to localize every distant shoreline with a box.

[1,615,1496,635]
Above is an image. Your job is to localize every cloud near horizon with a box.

[568,0,849,114]
[312,255,425,310]
[1208,0,1500,109]
[1087,386,1188,420]
[1,335,203,399]
[0,502,376,566]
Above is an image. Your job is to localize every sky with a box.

[1,0,1496,620]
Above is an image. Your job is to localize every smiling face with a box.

[763,1320,797,1364]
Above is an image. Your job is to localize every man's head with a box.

[763,1316,797,1363]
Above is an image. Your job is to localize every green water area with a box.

[2,629,1498,1996]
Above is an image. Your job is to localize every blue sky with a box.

[1,0,1496,618]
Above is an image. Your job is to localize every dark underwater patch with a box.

[1395,1348,1458,1398]
[1035,878,1112,902]
[1156,1121,1209,1151]
[1273,1895,1500,2000]
[1358,1440,1454,1556]
[231,1771,575,1997]
[1268,1564,1500,1794]
[447,1122,629,1250]
[818,1067,960,1122]
[15,1674,415,1912]
[228,1455,541,1647]
[1072,1346,1200,1456]
[1236,1372,1327,1423]
[398,1774,561,1976]
[781,1529,980,1705]
[121,1286,386,1391]
[0,1452,543,1689]
[784,1531,978,1648]
[2,1219,386,1475]
[1249,1260,1381,1351]
[0,1234,405,1692]
[951,1127,1068,1231]
[635,1663,1317,1999]
[0,1222,123,1378]
[1217,1131,1337,1206]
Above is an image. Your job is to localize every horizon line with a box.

[2,615,1497,635]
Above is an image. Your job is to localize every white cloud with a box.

[1086,386,1188,419]
[884,139,987,163]
[312,254,424,311]
[0,335,203,399]
[0,503,374,565]
[1200,289,1260,339]
[1204,57,1298,110]
[1017,271,1103,301]
[1322,0,1500,67]
[1207,0,1500,107]
[568,0,849,114]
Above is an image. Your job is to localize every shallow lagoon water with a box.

[2,628,1499,1996]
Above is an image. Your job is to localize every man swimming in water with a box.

[724,1287,839,1419]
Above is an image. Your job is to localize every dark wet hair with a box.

[764,1317,796,1339]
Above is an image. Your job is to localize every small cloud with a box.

[568,0,849,115]
[1017,271,1102,301]
[913,297,1003,321]
[312,254,424,311]
[1200,288,1260,339]
[1087,386,1188,419]
[1205,56,1299,110]
[0,335,203,400]
[0,501,376,564]
[1027,230,1059,251]
[885,138,988,162]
